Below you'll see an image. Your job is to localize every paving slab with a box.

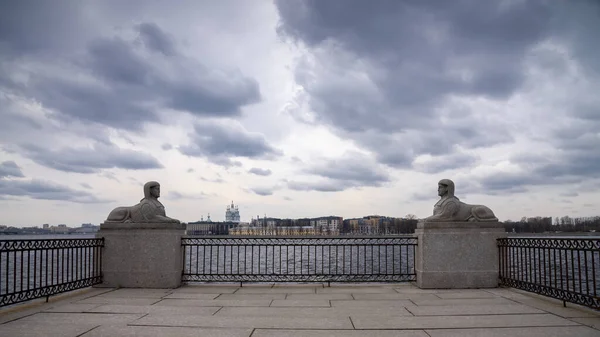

[14,312,144,325]
[95,288,173,298]
[215,306,414,318]
[75,297,161,305]
[42,303,103,313]
[411,298,517,306]
[509,297,600,318]
[253,330,428,337]
[330,299,414,307]
[273,283,325,288]
[270,300,331,307]
[214,294,287,300]
[426,326,600,337]
[0,322,97,337]
[405,304,546,316]
[351,293,439,300]
[235,287,316,294]
[572,317,600,330]
[171,286,240,294]
[285,293,353,300]
[80,325,253,337]
[435,291,499,299]
[87,304,220,315]
[132,314,353,329]
[351,313,580,329]
[317,287,398,294]
[161,293,220,300]
[393,288,441,294]
[154,299,272,307]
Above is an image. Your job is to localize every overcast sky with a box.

[1,0,599,226]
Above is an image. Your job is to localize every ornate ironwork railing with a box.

[0,238,104,307]
[182,236,417,283]
[498,237,600,310]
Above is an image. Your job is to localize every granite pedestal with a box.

[95,222,186,288]
[415,221,507,289]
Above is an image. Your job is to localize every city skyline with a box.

[1,1,599,227]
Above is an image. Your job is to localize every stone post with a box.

[95,222,186,288]
[415,221,507,289]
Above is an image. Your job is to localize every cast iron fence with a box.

[498,237,600,310]
[0,238,104,307]
[182,236,417,283]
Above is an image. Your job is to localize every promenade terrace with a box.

[1,283,600,336]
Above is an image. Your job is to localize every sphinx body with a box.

[424,179,498,222]
[105,181,180,223]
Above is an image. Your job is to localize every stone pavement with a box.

[1,283,599,336]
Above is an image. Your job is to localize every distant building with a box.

[225,201,240,223]
[186,221,238,235]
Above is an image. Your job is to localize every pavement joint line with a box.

[75,325,101,337]
[248,328,257,337]
[349,316,356,329]
[405,306,416,316]
[211,306,224,316]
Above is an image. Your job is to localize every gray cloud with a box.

[180,120,282,166]
[288,151,390,192]
[161,143,173,151]
[250,187,275,196]
[0,161,25,178]
[15,142,163,173]
[169,191,210,200]
[0,178,109,203]
[80,182,93,189]
[200,177,225,184]
[287,180,345,192]
[1,14,260,130]
[412,152,479,174]
[248,167,272,176]
[274,0,570,170]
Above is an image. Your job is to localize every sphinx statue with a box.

[424,179,498,222]
[105,181,180,223]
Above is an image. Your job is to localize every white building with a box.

[225,201,241,223]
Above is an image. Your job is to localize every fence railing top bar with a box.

[0,237,104,242]
[498,237,600,241]
[0,238,105,252]
[182,235,417,239]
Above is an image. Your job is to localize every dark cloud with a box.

[249,187,275,196]
[14,142,163,174]
[0,161,25,178]
[412,153,479,174]
[305,152,389,185]
[288,151,390,192]
[179,121,282,166]
[136,22,177,57]
[1,14,261,130]
[274,0,576,169]
[80,183,93,189]
[0,178,108,203]
[248,167,272,176]
[162,143,173,151]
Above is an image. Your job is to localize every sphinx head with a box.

[437,179,455,197]
[144,181,160,199]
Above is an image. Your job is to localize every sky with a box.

[1,0,599,227]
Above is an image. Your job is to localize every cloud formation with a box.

[248,167,272,176]
[0,179,108,203]
[180,120,283,167]
[0,161,25,178]
[15,142,163,174]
